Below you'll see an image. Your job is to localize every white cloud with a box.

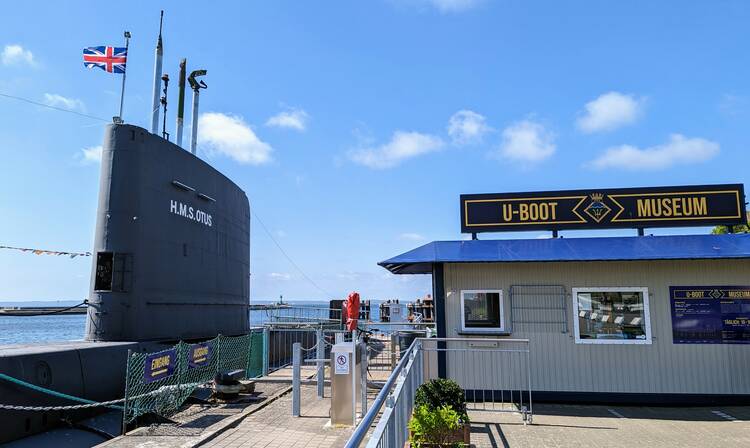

[1,44,35,66]
[348,131,444,169]
[78,146,102,164]
[198,112,273,165]
[494,120,555,163]
[265,107,309,131]
[399,233,426,242]
[447,110,490,145]
[43,93,85,112]
[577,92,644,133]
[426,0,482,13]
[587,134,719,171]
[268,272,291,280]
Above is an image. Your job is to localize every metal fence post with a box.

[292,342,301,417]
[385,394,396,447]
[390,333,398,370]
[526,343,533,423]
[215,334,223,374]
[316,328,324,398]
[262,327,270,377]
[176,341,185,402]
[351,330,356,424]
[245,332,253,379]
[360,338,368,415]
[121,349,132,436]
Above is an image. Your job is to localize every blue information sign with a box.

[670,286,750,344]
[188,342,212,368]
[143,348,177,383]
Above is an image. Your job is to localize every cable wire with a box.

[251,209,333,298]
[0,92,109,122]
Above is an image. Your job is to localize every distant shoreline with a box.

[0,298,394,307]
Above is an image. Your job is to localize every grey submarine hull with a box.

[0,124,251,444]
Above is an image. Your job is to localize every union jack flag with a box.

[83,46,127,74]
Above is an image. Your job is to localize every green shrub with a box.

[408,404,462,447]
[414,378,468,421]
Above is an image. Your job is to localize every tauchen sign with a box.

[461,184,746,233]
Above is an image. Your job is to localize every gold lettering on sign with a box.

[502,202,558,222]
[636,197,708,218]
[150,355,172,375]
[728,290,750,298]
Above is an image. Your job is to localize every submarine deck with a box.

[0,341,137,354]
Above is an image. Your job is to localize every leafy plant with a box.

[712,212,750,234]
[414,378,468,421]
[408,404,462,447]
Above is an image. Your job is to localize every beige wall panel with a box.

[442,259,750,395]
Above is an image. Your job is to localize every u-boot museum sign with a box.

[461,184,746,233]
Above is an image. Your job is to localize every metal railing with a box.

[265,326,323,373]
[345,337,422,448]
[345,337,532,448]
[360,322,435,372]
[255,305,340,326]
[425,338,532,417]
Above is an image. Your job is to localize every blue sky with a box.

[1,1,748,302]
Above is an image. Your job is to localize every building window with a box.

[572,287,651,345]
[460,290,504,333]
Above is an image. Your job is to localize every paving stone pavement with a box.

[203,384,353,448]
[467,404,750,448]
[97,381,293,448]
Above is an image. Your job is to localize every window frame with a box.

[572,286,652,345]
[94,251,133,293]
[460,289,505,333]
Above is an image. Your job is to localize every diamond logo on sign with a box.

[334,353,349,375]
[710,289,724,299]
[583,193,612,223]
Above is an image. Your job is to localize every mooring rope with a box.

[0,373,212,412]
[0,300,88,317]
[0,373,124,411]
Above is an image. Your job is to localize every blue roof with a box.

[379,234,750,274]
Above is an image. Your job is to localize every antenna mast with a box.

[149,11,164,134]
[188,69,207,155]
[116,30,131,122]
[161,74,170,140]
[175,59,187,147]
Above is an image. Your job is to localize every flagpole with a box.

[118,31,131,120]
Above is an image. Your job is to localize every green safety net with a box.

[123,331,264,424]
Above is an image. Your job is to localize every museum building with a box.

[380,184,750,403]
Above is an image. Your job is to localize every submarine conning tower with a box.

[85,123,250,342]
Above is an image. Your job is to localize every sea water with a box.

[0,300,343,345]
[0,314,87,345]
